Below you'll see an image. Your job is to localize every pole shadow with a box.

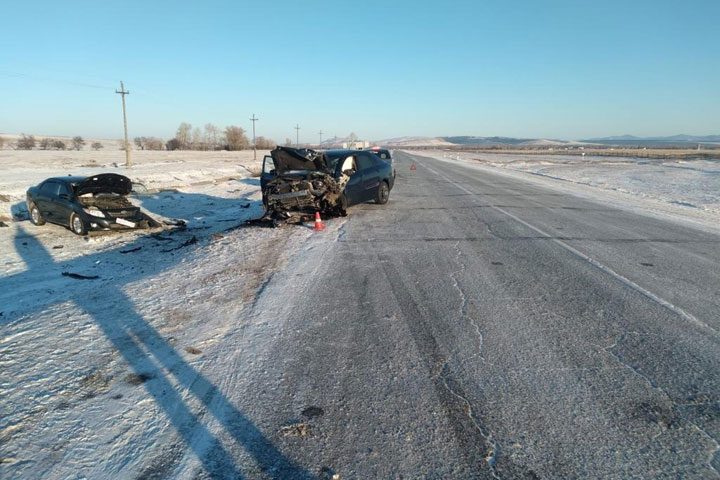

[4,217,313,479]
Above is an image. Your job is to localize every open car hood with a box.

[75,173,133,196]
[270,147,329,174]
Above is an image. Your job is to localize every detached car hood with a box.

[271,147,329,174]
[75,173,133,196]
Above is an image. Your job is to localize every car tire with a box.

[70,213,87,236]
[29,204,46,226]
[375,181,390,205]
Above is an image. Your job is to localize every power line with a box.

[0,69,113,90]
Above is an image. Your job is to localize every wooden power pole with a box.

[250,114,259,161]
[318,130,323,147]
[295,124,301,147]
[115,81,131,167]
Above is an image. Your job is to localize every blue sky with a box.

[1,0,718,142]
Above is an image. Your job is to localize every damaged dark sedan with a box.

[26,173,153,235]
[260,147,395,225]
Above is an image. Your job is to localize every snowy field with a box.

[422,151,720,233]
[0,149,328,478]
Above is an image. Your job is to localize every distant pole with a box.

[295,124,301,147]
[250,113,259,161]
[115,81,131,167]
[318,130,323,147]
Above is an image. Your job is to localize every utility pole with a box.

[115,81,131,167]
[295,124,301,147]
[318,130,323,147]
[250,113,259,161]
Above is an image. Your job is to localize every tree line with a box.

[1,123,278,152]
[164,122,275,151]
[9,134,102,151]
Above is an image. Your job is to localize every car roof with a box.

[324,149,361,156]
[45,176,86,184]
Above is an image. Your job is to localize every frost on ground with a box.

[0,150,324,478]
[422,151,720,232]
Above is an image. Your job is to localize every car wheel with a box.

[70,213,86,236]
[375,181,390,205]
[29,204,46,225]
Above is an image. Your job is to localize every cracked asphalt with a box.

[230,151,720,479]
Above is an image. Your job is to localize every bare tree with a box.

[71,136,86,150]
[17,134,36,150]
[53,140,66,150]
[134,137,145,150]
[224,126,249,151]
[39,137,53,150]
[166,138,181,151]
[91,142,104,151]
[255,136,276,149]
[145,137,164,150]
[191,127,206,150]
[176,122,192,149]
[204,123,219,150]
[0,136,4,148]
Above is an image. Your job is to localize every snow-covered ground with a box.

[421,151,720,233]
[0,149,332,478]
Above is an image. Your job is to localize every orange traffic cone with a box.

[410,164,416,170]
[313,211,326,231]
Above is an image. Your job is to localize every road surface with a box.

[223,151,720,479]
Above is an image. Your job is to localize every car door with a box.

[357,152,381,202]
[36,181,60,221]
[260,155,275,193]
[339,155,363,205]
[54,182,74,225]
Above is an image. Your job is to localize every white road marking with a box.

[418,159,717,335]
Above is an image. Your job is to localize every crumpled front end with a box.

[262,172,349,226]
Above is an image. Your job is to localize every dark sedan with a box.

[26,174,150,235]
[260,147,395,224]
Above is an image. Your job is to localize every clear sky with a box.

[1,0,718,142]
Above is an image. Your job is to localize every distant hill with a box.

[585,134,720,144]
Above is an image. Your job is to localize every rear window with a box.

[370,149,391,160]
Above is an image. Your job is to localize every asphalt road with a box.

[225,151,720,479]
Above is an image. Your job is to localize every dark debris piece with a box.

[161,236,197,253]
[62,272,100,280]
[120,246,142,254]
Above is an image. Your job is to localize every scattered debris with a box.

[151,233,174,242]
[280,422,309,437]
[210,232,224,241]
[0,221,8,228]
[52,245,64,249]
[161,236,197,253]
[301,406,325,419]
[62,272,100,280]
[124,373,154,386]
[163,219,186,227]
[241,203,250,208]
[184,346,203,355]
[120,246,142,254]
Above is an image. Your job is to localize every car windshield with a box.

[324,152,346,171]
